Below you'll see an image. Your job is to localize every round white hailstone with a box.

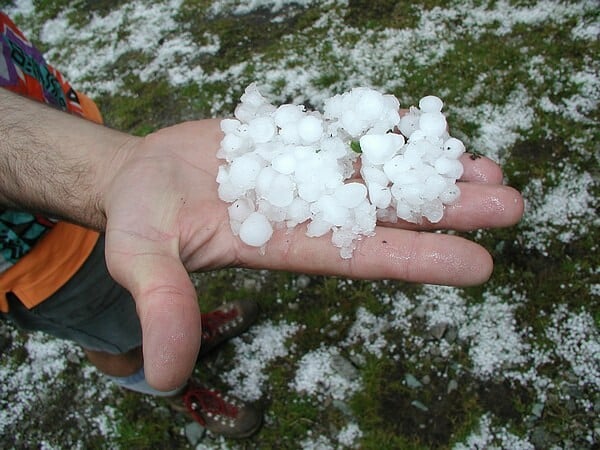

[443,137,466,159]
[286,197,311,225]
[313,195,350,227]
[272,152,297,174]
[383,155,411,183]
[234,103,255,123]
[434,157,464,179]
[320,137,347,159]
[323,94,343,119]
[422,199,444,223]
[439,185,461,204]
[220,118,241,134]
[419,112,447,137]
[265,174,295,208]
[398,112,420,137]
[415,138,442,158]
[255,166,277,198]
[229,154,262,190]
[403,143,428,167]
[397,184,424,206]
[273,104,305,127]
[368,182,392,209]
[418,95,444,113]
[341,109,364,137]
[306,218,332,238]
[389,166,425,186]
[254,141,282,162]
[239,212,273,247]
[359,133,404,165]
[228,197,255,222]
[423,174,448,199]
[396,201,416,223]
[298,181,322,203]
[297,115,323,144]
[334,182,368,209]
[361,165,390,187]
[279,125,301,145]
[357,89,385,121]
[220,133,248,156]
[218,180,243,203]
[248,116,276,144]
[293,157,315,184]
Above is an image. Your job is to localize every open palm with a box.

[103,118,524,390]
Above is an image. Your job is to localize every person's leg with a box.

[84,346,143,377]
[3,234,262,437]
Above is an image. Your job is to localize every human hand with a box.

[102,119,524,390]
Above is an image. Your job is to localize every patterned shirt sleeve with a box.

[0,12,85,272]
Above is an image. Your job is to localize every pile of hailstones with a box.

[216,84,465,259]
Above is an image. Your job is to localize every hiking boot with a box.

[167,379,263,439]
[199,299,259,357]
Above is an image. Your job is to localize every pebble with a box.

[405,373,423,389]
[184,421,206,446]
[428,322,448,340]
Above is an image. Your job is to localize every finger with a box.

[237,225,493,286]
[105,229,202,391]
[460,154,504,184]
[389,183,524,232]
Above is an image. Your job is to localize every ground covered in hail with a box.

[0,0,598,449]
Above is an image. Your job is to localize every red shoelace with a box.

[183,386,240,426]
[200,308,239,342]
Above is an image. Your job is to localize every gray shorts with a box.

[1,234,142,354]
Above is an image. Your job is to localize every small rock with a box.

[530,427,555,449]
[185,421,206,446]
[411,400,429,412]
[331,355,360,382]
[332,399,353,417]
[413,304,427,318]
[447,379,458,394]
[296,274,311,289]
[444,326,458,343]
[532,402,545,418]
[428,323,448,340]
[405,373,423,389]
[243,278,258,290]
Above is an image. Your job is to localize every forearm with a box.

[0,88,137,229]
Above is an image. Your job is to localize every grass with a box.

[0,0,598,449]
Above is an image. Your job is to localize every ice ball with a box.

[334,182,368,209]
[248,116,276,144]
[419,112,447,137]
[443,137,466,159]
[418,95,444,113]
[359,133,405,165]
[398,112,419,138]
[229,154,262,190]
[239,212,273,247]
[298,115,323,145]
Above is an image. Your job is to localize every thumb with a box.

[105,229,201,391]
